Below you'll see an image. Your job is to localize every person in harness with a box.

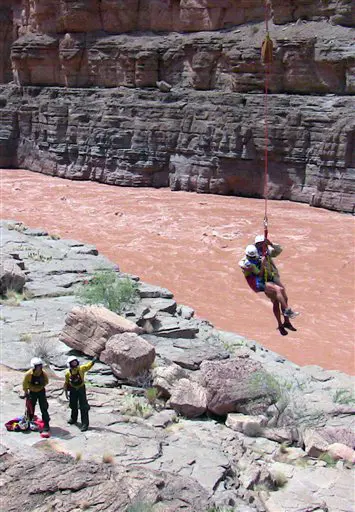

[254,234,299,327]
[64,356,98,432]
[22,357,50,433]
[239,245,298,336]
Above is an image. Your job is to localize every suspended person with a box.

[239,245,297,336]
[64,355,98,432]
[22,357,50,433]
[254,234,299,330]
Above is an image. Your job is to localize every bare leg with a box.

[266,282,287,312]
[264,284,288,335]
[273,277,288,310]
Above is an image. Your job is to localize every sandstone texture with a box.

[169,377,208,418]
[0,258,26,295]
[0,1,354,212]
[100,332,156,378]
[59,305,142,356]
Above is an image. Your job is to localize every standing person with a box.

[22,357,50,432]
[239,245,297,336]
[64,356,98,432]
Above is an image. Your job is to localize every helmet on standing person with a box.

[30,357,43,368]
[67,356,79,368]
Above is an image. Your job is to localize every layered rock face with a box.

[0,0,354,211]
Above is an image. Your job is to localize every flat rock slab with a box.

[263,466,355,512]
[138,282,174,299]
[146,422,230,493]
[144,335,229,369]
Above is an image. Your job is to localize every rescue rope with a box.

[261,1,273,257]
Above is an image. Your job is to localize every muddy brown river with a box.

[1,169,354,374]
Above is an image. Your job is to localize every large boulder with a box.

[226,413,267,437]
[303,426,355,458]
[152,364,189,398]
[59,305,142,356]
[100,332,155,379]
[200,358,274,416]
[0,259,26,295]
[327,443,355,463]
[169,378,207,419]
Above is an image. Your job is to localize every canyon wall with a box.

[0,0,354,211]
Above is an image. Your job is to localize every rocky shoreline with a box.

[1,220,354,512]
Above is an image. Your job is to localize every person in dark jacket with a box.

[22,357,50,432]
[64,356,97,432]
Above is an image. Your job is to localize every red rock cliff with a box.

[0,0,354,211]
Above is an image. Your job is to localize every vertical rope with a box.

[261,1,273,255]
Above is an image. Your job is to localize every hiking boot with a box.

[80,425,88,432]
[67,418,77,425]
[42,424,50,433]
[277,325,288,336]
[283,320,297,332]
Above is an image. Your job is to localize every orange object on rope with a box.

[261,1,273,258]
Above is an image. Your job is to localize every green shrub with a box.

[120,394,153,419]
[0,288,33,306]
[78,271,138,313]
[145,387,158,407]
[333,388,355,405]
[318,452,337,467]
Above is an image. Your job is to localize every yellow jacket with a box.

[23,369,48,393]
[64,361,94,390]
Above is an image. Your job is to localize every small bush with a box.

[0,289,32,306]
[7,222,26,232]
[271,471,288,489]
[145,387,158,407]
[79,501,90,510]
[279,442,289,454]
[75,452,82,462]
[78,271,138,314]
[249,371,282,402]
[318,452,337,467]
[20,333,32,342]
[27,249,52,262]
[333,388,355,405]
[133,370,153,389]
[29,337,59,364]
[120,394,153,419]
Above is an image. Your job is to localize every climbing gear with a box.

[30,371,45,387]
[30,357,43,368]
[67,356,79,367]
[69,371,83,387]
[245,245,259,258]
[261,32,273,65]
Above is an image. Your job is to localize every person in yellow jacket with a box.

[22,357,50,432]
[64,356,97,432]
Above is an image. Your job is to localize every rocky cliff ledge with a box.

[0,1,354,211]
[1,220,354,511]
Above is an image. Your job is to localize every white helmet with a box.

[67,356,79,367]
[254,235,265,245]
[30,357,43,368]
[245,244,259,258]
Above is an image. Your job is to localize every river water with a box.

[1,169,354,374]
